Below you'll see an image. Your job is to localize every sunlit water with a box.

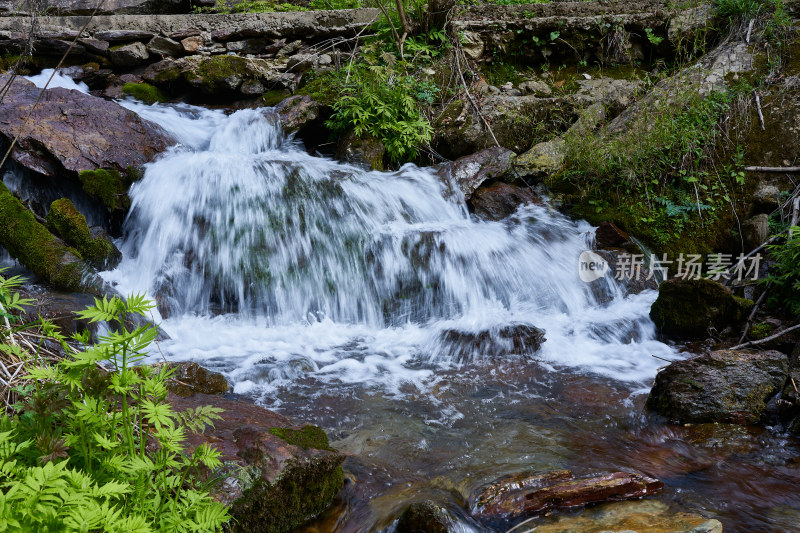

[23,71,800,532]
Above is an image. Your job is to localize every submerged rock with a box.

[650,278,752,339]
[440,323,545,360]
[530,499,722,533]
[396,501,452,533]
[46,198,121,270]
[594,221,638,253]
[0,75,173,177]
[336,130,385,171]
[470,181,542,221]
[169,392,345,533]
[273,94,319,134]
[436,147,515,199]
[473,470,663,520]
[646,349,789,424]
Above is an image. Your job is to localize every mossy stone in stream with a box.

[121,82,166,104]
[78,167,140,211]
[46,198,121,269]
[230,425,344,533]
[0,182,86,290]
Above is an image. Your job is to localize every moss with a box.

[261,89,291,107]
[268,425,333,451]
[78,168,138,211]
[46,198,120,268]
[749,321,776,340]
[121,82,167,104]
[194,55,248,92]
[0,183,85,291]
[295,71,342,106]
[153,65,182,84]
[0,53,21,73]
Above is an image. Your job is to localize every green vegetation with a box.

[269,425,334,450]
[121,82,167,105]
[764,227,800,317]
[0,277,230,532]
[46,198,120,268]
[78,168,139,212]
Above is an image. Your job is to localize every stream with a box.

[17,72,800,532]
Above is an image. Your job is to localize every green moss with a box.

[0,183,85,291]
[749,321,776,340]
[261,89,291,107]
[194,55,248,92]
[0,54,21,73]
[153,65,181,84]
[121,82,167,105]
[295,71,343,106]
[46,198,120,268]
[268,426,333,451]
[78,168,138,211]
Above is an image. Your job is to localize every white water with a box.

[86,97,679,400]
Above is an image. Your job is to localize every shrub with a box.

[764,227,800,317]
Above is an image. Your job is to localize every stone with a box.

[470,181,542,221]
[595,221,638,253]
[396,501,451,533]
[460,31,484,60]
[650,277,752,339]
[286,53,314,73]
[147,35,184,57]
[752,182,782,212]
[0,75,173,177]
[78,38,110,55]
[336,131,385,172]
[513,139,565,181]
[519,79,552,97]
[646,349,789,424]
[152,361,229,396]
[276,39,303,58]
[181,35,204,53]
[742,214,769,252]
[439,323,545,360]
[273,94,319,134]
[473,470,663,520]
[436,147,516,199]
[530,500,722,533]
[8,0,187,15]
[317,53,332,66]
[109,41,149,67]
[168,392,345,533]
[46,198,122,270]
[94,30,155,42]
[77,65,114,89]
[239,79,265,96]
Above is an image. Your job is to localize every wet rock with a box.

[436,147,515,199]
[18,286,97,336]
[650,278,752,340]
[513,139,565,182]
[0,182,88,292]
[741,214,769,252]
[286,53,314,73]
[168,393,345,533]
[0,75,173,177]
[147,35,184,57]
[77,64,114,89]
[473,470,663,520]
[440,323,545,359]
[46,198,121,270]
[530,499,722,533]
[594,221,639,253]
[273,95,319,135]
[396,501,452,533]
[470,181,542,221]
[588,249,657,301]
[153,361,229,396]
[646,349,788,424]
[336,131,385,172]
[109,41,150,67]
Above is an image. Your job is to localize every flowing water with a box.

[23,72,800,532]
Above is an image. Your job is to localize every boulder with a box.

[396,501,452,533]
[109,41,150,67]
[650,278,752,339]
[336,131,385,172]
[152,361,230,397]
[741,214,769,252]
[646,349,789,424]
[594,221,639,253]
[470,181,542,221]
[146,35,184,57]
[46,198,121,270]
[439,323,545,360]
[513,139,565,181]
[530,500,722,533]
[436,147,515,199]
[519,79,552,97]
[273,95,320,135]
[473,470,663,520]
[168,392,345,533]
[0,75,173,177]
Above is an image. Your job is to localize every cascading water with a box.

[101,100,678,396]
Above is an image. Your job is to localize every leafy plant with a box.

[0,280,230,532]
[764,228,800,317]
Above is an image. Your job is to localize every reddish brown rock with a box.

[473,470,663,519]
[273,94,319,134]
[0,75,173,177]
[169,393,345,533]
[594,221,638,252]
[154,361,229,396]
[470,181,542,220]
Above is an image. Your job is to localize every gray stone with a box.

[109,41,149,67]
[519,79,552,97]
[78,38,110,55]
[742,214,769,251]
[147,35,183,57]
[239,79,265,96]
[514,139,565,181]
[436,147,516,199]
[95,29,155,42]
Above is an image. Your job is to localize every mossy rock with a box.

[46,198,121,269]
[0,183,86,291]
[268,426,334,451]
[121,82,167,105]
[78,167,140,212]
[192,55,249,94]
[650,277,752,339]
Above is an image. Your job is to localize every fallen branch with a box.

[754,92,765,131]
[730,323,800,350]
[790,195,799,238]
[746,18,754,43]
[744,166,800,173]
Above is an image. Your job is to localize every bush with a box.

[326,67,433,162]
[0,274,230,532]
[764,227,800,317]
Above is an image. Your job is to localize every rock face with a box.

[168,392,345,533]
[436,147,515,199]
[650,278,752,339]
[473,470,663,520]
[470,181,542,221]
[646,349,789,424]
[530,500,722,533]
[0,75,173,177]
